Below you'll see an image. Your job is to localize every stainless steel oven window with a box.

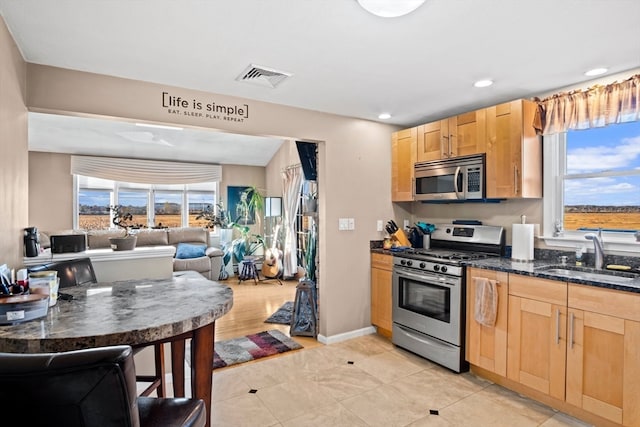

[399,276,451,323]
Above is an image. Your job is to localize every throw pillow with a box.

[175,243,207,259]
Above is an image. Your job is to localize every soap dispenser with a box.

[575,246,584,266]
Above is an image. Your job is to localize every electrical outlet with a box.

[403,219,410,229]
[348,218,355,230]
[377,220,383,232]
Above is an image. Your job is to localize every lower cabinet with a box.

[467,270,640,426]
[566,284,640,426]
[371,253,393,337]
[507,274,567,401]
[466,267,509,376]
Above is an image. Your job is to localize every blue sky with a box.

[565,120,640,206]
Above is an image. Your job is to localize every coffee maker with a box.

[24,227,40,257]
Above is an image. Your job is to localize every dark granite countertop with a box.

[0,273,234,352]
[464,257,640,294]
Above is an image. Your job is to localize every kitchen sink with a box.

[536,265,638,284]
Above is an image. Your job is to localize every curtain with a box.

[71,155,222,184]
[281,165,303,278]
[533,74,640,135]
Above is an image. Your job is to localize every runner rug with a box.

[264,301,294,325]
[213,329,303,369]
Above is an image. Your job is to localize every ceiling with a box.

[1,0,639,165]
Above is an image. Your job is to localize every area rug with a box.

[213,329,303,369]
[264,301,294,325]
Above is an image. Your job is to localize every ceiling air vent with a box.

[236,64,292,88]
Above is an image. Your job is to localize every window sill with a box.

[542,232,640,255]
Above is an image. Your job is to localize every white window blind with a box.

[71,155,222,184]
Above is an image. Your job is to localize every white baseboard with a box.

[317,326,376,345]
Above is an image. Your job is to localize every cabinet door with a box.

[485,100,541,199]
[567,285,640,426]
[417,119,449,162]
[453,110,486,158]
[466,268,508,376]
[371,253,393,337]
[391,127,417,201]
[507,274,567,400]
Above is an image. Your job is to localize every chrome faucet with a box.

[585,229,604,270]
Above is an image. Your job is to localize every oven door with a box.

[392,266,462,346]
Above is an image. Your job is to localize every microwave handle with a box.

[454,166,463,199]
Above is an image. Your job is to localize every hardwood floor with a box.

[214,276,322,350]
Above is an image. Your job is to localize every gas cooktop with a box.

[402,249,494,261]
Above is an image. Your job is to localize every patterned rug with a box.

[213,329,303,369]
[264,301,294,325]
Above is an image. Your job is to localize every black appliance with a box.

[24,227,40,257]
[392,223,505,372]
[50,234,87,254]
[296,141,317,181]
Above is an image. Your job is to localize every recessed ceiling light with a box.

[584,68,608,77]
[357,0,426,18]
[473,79,493,88]
[135,123,183,131]
[378,113,391,120]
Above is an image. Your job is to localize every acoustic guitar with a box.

[262,225,283,279]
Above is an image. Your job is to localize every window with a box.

[543,120,640,250]
[75,176,217,231]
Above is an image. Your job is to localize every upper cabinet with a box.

[417,110,486,162]
[392,99,541,202]
[485,99,542,199]
[391,127,417,202]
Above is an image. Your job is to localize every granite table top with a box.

[0,273,234,353]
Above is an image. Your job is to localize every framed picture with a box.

[227,186,255,225]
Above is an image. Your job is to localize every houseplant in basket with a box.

[108,205,138,251]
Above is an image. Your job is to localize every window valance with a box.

[533,73,640,135]
[71,155,222,184]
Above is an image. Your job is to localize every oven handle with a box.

[393,268,457,288]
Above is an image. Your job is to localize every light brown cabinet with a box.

[391,127,417,201]
[466,267,509,376]
[506,274,568,401]
[416,110,486,162]
[566,284,640,426]
[371,252,393,338]
[467,270,640,426]
[485,99,542,199]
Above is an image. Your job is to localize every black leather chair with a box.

[0,345,206,427]
[28,257,97,288]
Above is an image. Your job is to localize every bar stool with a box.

[238,256,259,284]
[290,279,318,337]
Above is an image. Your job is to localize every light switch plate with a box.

[339,218,348,230]
[377,220,383,232]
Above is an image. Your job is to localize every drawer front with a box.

[568,284,640,321]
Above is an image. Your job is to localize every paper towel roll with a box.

[512,224,535,261]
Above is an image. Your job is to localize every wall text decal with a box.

[161,91,249,123]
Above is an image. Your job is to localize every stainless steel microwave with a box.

[414,154,485,201]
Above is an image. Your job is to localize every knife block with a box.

[391,230,411,247]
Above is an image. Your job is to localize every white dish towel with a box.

[473,277,498,327]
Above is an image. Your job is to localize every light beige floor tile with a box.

[281,402,368,427]
[312,363,384,401]
[328,334,392,363]
[406,414,454,426]
[390,367,490,410]
[438,386,555,426]
[256,378,339,422]
[212,367,252,402]
[210,392,280,427]
[539,412,594,427]
[341,383,430,427]
[355,349,425,383]
[478,384,556,421]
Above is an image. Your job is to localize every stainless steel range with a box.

[392,223,505,372]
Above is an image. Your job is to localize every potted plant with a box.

[302,191,317,214]
[108,205,138,251]
[229,223,264,265]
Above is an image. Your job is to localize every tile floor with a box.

[195,334,594,427]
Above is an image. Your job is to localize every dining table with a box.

[0,271,233,427]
